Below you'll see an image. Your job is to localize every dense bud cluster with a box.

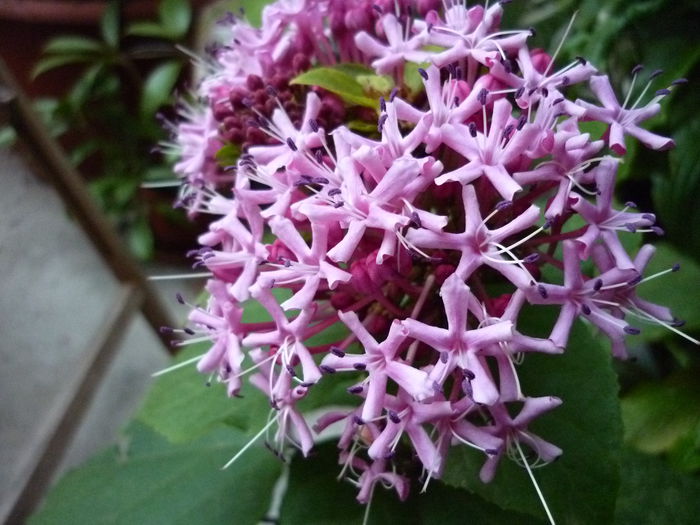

[164,0,691,511]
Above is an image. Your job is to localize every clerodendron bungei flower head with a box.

[160,1,697,522]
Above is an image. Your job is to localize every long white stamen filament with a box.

[152,353,206,377]
[514,439,556,525]
[148,272,213,281]
[623,306,700,345]
[622,70,641,109]
[141,180,182,188]
[221,415,279,469]
[543,11,578,77]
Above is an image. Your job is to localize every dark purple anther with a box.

[515,86,525,99]
[353,415,365,425]
[184,327,195,335]
[159,326,173,334]
[372,4,383,14]
[575,56,586,65]
[418,67,428,80]
[313,177,330,185]
[309,118,319,132]
[380,96,386,112]
[241,97,253,108]
[594,279,603,292]
[628,274,643,286]
[461,378,473,397]
[477,88,489,106]
[672,263,681,272]
[649,69,664,80]
[517,115,527,130]
[655,89,671,97]
[410,211,423,229]
[286,364,297,377]
[537,284,548,299]
[320,365,336,374]
[624,326,641,335]
[671,78,688,86]
[463,368,476,380]
[266,85,278,97]
[433,381,443,393]
[553,97,565,105]
[624,223,637,233]
[625,201,637,208]
[378,113,388,131]
[328,188,342,196]
[631,64,644,75]
[388,410,401,424]
[389,87,399,101]
[347,385,364,394]
[642,213,655,222]
[671,318,686,327]
[541,87,549,97]
[440,351,449,363]
[652,226,665,236]
[581,304,591,315]
[176,292,186,305]
[330,346,345,357]
[496,200,512,211]
[286,137,298,151]
[333,201,344,208]
[468,122,478,137]
[524,253,540,264]
[353,362,367,370]
[529,26,537,37]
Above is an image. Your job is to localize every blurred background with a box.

[0,0,698,522]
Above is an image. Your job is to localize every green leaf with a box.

[101,1,121,48]
[137,344,271,443]
[127,218,154,261]
[291,67,379,109]
[140,60,182,119]
[419,483,546,525]
[443,316,623,524]
[634,243,700,339]
[653,121,700,264]
[67,63,105,108]
[126,21,174,40]
[42,36,104,56]
[280,443,545,525]
[668,420,700,473]
[280,442,417,525]
[29,422,282,525]
[615,447,700,524]
[621,369,700,454]
[215,143,241,168]
[31,55,93,79]
[159,0,192,40]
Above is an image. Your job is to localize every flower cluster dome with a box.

[164,0,690,510]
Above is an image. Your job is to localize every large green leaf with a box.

[615,448,700,525]
[443,316,623,525]
[29,422,282,525]
[291,67,379,109]
[621,369,700,454]
[634,242,700,339]
[137,343,272,442]
[279,443,545,524]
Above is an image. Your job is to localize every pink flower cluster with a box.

[167,0,687,505]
